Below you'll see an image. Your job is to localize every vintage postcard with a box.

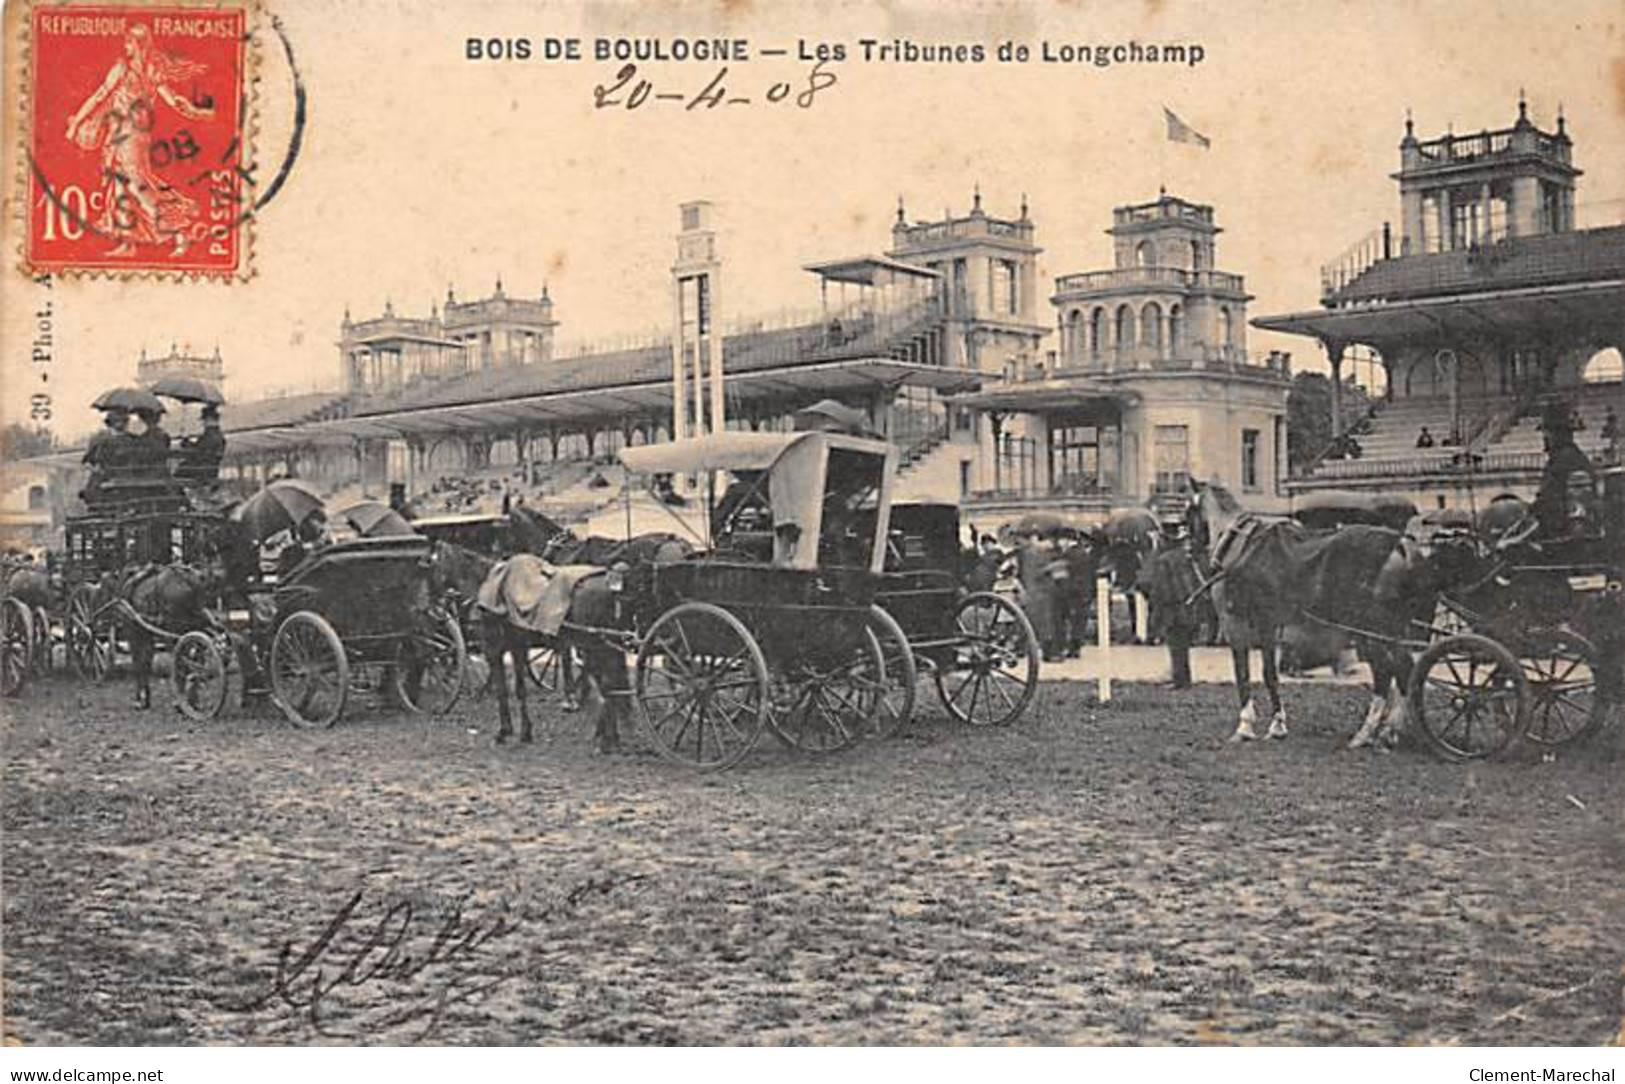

[1,0,1622,1061]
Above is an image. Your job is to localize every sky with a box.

[4,0,1623,443]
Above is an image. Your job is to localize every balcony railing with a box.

[1040,345,1292,379]
[1114,200,1214,227]
[894,216,1034,246]
[1053,267,1245,294]
[1414,127,1570,166]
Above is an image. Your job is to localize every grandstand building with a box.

[950,192,1292,523]
[1256,98,1625,509]
[38,190,1298,533]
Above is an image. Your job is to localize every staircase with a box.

[893,437,969,504]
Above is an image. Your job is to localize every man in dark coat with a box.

[1136,543,1205,689]
[1531,401,1598,538]
[177,405,225,482]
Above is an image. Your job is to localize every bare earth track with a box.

[3,676,1622,1045]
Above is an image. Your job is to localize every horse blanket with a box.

[475,554,603,637]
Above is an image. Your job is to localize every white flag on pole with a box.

[1164,107,1211,149]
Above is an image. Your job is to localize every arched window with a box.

[1135,241,1154,268]
[1582,347,1623,384]
[1067,308,1084,361]
[1219,306,1235,350]
[1141,302,1163,354]
[1089,308,1105,357]
[1191,241,1204,270]
[1115,304,1136,350]
[1168,304,1184,352]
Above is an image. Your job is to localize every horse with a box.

[431,532,694,750]
[1185,479,1474,747]
[94,562,222,709]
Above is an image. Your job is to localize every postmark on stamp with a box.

[22,1,253,278]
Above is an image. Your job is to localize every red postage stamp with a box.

[23,1,252,277]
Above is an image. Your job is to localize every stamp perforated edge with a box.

[5,0,264,283]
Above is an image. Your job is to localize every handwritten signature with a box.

[232,875,638,1041]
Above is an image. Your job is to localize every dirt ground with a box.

[3,670,1622,1046]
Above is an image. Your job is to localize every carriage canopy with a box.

[619,431,899,573]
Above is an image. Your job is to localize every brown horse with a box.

[1185,480,1474,747]
[99,562,222,709]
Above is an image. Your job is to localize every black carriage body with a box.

[863,502,969,664]
[647,559,879,670]
[272,536,436,661]
[62,509,225,585]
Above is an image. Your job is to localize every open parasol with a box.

[1293,489,1384,529]
[1009,511,1071,538]
[232,480,326,544]
[150,374,226,405]
[1103,507,1161,545]
[338,500,416,538]
[91,386,165,413]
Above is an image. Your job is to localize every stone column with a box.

[1326,340,1347,437]
[670,279,688,440]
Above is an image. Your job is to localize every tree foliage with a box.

[1,423,54,462]
[1286,372,1372,473]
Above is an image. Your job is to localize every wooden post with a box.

[1096,573,1112,703]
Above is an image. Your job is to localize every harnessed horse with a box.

[1185,480,1475,747]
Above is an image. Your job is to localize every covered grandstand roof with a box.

[1254,278,1624,349]
[256,356,978,449]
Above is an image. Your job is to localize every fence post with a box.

[1096,573,1112,703]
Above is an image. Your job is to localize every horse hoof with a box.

[1267,718,1289,740]
[495,732,510,746]
[1230,724,1256,743]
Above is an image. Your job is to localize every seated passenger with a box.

[176,405,225,483]
[82,408,142,502]
[132,406,171,477]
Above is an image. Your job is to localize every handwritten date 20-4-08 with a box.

[594,62,837,111]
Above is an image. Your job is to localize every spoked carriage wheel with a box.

[391,611,468,717]
[865,605,916,740]
[526,643,579,704]
[0,597,30,698]
[172,630,230,722]
[770,625,887,756]
[270,611,350,729]
[67,585,115,682]
[934,591,1041,728]
[1518,626,1605,749]
[1408,633,1529,761]
[635,601,769,772]
[31,606,52,675]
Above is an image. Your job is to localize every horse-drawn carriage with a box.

[602,430,905,769]
[1189,467,1623,761]
[170,534,468,727]
[1408,469,1623,759]
[551,431,1043,770]
[60,505,228,683]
